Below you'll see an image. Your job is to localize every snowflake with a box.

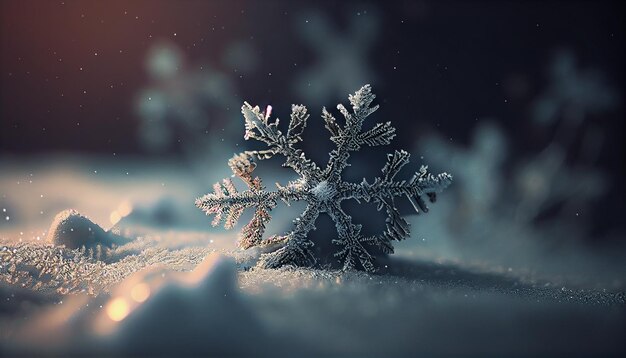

[196,85,452,271]
[294,10,379,105]
[136,41,243,152]
[531,50,617,126]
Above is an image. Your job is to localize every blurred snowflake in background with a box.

[409,51,619,272]
[135,40,257,154]
[532,50,618,127]
[134,40,258,185]
[294,10,380,105]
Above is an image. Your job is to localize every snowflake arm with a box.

[330,150,452,268]
[195,151,307,249]
[257,204,320,269]
[339,152,453,206]
[324,85,387,181]
[327,201,376,272]
[242,102,321,181]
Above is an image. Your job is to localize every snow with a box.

[47,209,118,249]
[1,240,624,356]
[0,158,624,356]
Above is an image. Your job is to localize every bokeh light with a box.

[106,298,130,322]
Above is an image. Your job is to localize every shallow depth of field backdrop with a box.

[1,1,625,356]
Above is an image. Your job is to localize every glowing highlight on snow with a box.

[110,200,134,225]
[117,200,134,217]
[110,211,122,225]
[131,283,151,303]
[106,298,130,322]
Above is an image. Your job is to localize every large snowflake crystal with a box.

[196,85,452,271]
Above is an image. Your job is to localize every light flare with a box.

[130,283,151,303]
[106,298,130,322]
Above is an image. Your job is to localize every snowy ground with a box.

[1,157,624,357]
[2,226,624,357]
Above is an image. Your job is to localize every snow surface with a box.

[1,158,624,356]
[1,226,624,356]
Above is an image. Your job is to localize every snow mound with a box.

[47,209,115,249]
[2,248,625,357]
[8,253,268,356]
[107,253,265,355]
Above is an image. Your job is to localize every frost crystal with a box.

[196,85,452,271]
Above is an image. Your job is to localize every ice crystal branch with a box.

[196,85,452,271]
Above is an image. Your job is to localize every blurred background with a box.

[1,0,624,280]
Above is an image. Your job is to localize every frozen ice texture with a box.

[196,85,452,271]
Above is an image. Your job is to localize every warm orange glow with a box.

[106,298,130,322]
[110,201,134,225]
[117,201,134,217]
[130,283,151,303]
[109,211,122,225]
